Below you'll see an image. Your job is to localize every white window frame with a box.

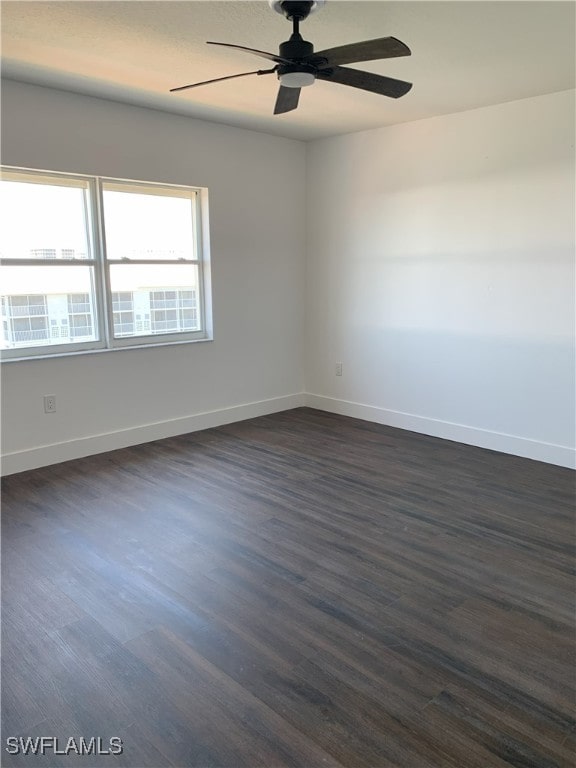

[0,166,212,361]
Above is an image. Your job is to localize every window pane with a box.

[102,186,196,261]
[0,178,91,260]
[1,266,98,350]
[109,264,200,338]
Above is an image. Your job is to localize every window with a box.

[0,168,210,359]
[30,249,57,259]
[148,289,198,334]
[66,292,94,340]
[1,295,50,345]
[112,291,136,337]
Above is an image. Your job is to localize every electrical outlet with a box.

[44,395,57,413]
[335,362,343,377]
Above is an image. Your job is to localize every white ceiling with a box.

[2,1,575,140]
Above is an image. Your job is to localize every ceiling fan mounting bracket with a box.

[268,1,325,22]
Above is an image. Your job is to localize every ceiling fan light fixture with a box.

[279,71,315,88]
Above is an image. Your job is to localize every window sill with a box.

[0,335,214,363]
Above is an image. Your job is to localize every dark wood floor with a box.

[2,407,574,768]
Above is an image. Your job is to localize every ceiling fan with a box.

[170,0,412,115]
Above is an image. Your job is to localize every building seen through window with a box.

[1,284,198,348]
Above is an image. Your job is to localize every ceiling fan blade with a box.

[207,41,292,65]
[170,68,275,93]
[316,66,412,99]
[274,85,301,114]
[308,37,411,68]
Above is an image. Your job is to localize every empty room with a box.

[1,1,574,766]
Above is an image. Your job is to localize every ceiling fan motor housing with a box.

[277,32,318,88]
[279,36,314,59]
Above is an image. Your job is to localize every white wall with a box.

[306,90,575,468]
[2,84,574,472]
[1,81,307,473]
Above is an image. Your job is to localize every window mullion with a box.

[105,259,200,266]
[92,177,113,348]
[194,190,208,336]
[0,259,97,267]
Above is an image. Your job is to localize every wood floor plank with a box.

[125,627,346,768]
[436,683,576,768]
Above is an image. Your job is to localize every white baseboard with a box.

[3,391,573,475]
[1,393,306,476]
[305,394,576,469]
